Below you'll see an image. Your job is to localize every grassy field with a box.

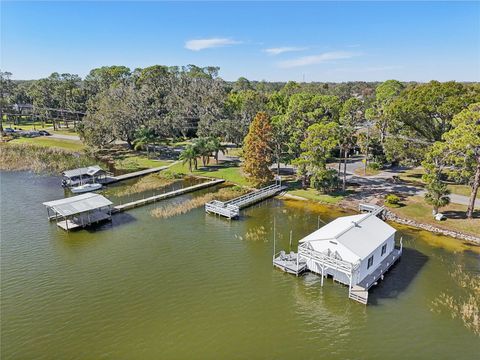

[390,196,480,237]
[447,184,472,197]
[10,137,85,151]
[225,147,243,157]
[287,187,355,205]
[398,167,425,185]
[114,155,172,172]
[353,167,381,176]
[50,128,79,136]
[397,167,471,197]
[168,161,250,186]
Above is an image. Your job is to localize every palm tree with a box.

[207,137,226,165]
[424,180,451,215]
[193,138,210,167]
[180,144,198,172]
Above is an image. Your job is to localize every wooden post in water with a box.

[272,217,276,261]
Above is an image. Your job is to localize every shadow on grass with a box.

[443,210,480,220]
[368,247,429,305]
[195,159,241,172]
[285,180,356,198]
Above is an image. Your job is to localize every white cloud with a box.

[263,46,307,55]
[278,51,359,68]
[185,38,241,51]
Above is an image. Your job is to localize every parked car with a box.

[38,130,51,136]
[3,128,15,134]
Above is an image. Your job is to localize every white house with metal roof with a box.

[274,210,402,304]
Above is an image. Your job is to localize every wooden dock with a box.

[114,178,225,212]
[348,248,402,304]
[273,251,307,275]
[103,165,171,185]
[205,183,285,219]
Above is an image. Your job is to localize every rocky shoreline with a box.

[280,192,480,245]
[383,210,480,245]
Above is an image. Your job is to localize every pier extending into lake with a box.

[114,178,225,212]
[205,183,285,219]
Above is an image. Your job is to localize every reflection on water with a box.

[1,171,479,359]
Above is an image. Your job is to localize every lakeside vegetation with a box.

[150,186,247,218]
[10,137,85,151]
[390,196,479,237]
[114,173,178,197]
[0,143,95,174]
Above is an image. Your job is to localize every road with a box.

[331,157,475,207]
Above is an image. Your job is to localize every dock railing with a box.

[206,183,284,219]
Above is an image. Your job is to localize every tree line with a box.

[1,66,479,217]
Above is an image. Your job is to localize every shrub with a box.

[311,169,338,193]
[385,194,401,206]
[368,162,381,170]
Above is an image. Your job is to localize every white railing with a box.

[205,202,239,218]
[349,291,368,304]
[206,184,283,218]
[298,243,360,274]
[226,184,282,208]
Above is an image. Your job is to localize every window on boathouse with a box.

[381,244,387,256]
[367,255,374,269]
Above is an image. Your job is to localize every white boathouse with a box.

[274,211,402,304]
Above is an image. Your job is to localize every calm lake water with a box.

[1,171,479,359]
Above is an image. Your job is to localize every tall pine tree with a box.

[243,112,274,187]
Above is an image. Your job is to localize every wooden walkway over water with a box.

[114,179,225,212]
[205,183,285,219]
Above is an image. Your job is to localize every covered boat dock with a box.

[43,193,113,231]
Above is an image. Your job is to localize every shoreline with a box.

[279,193,480,245]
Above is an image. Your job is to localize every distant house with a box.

[62,165,107,187]
[274,211,402,304]
[12,103,34,114]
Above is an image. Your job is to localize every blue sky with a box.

[1,1,479,82]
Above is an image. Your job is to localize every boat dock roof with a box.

[43,193,113,217]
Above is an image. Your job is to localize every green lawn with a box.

[288,188,353,205]
[353,167,381,176]
[50,128,79,136]
[114,155,172,172]
[225,147,243,158]
[5,121,53,131]
[398,167,425,185]
[10,137,85,151]
[398,168,471,197]
[168,161,249,186]
[447,184,472,197]
[391,196,480,237]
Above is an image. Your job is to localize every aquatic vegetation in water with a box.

[150,187,247,219]
[431,264,480,336]
[243,225,268,242]
[0,143,95,174]
[115,173,177,196]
